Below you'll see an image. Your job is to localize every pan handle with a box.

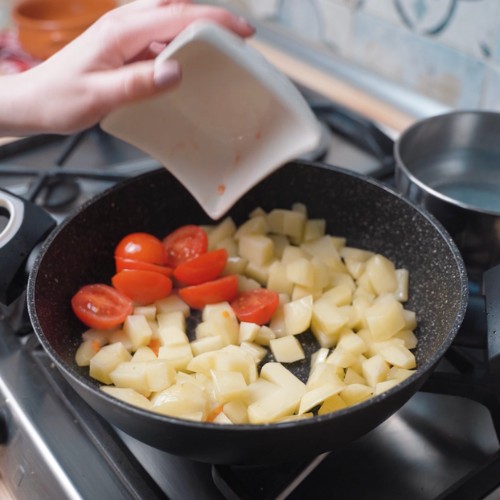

[483,264,500,376]
[0,188,56,305]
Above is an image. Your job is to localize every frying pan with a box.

[1,160,468,465]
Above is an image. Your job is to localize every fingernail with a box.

[237,16,255,34]
[154,59,181,88]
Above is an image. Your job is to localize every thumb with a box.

[96,59,182,108]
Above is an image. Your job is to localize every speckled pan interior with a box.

[26,161,468,464]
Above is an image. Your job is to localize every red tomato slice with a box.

[71,284,133,330]
[115,256,173,276]
[173,248,228,286]
[231,289,280,326]
[162,225,208,268]
[115,232,167,265]
[112,269,173,305]
[178,275,238,309]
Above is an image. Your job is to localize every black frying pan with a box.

[3,160,468,465]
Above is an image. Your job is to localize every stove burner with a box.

[40,175,81,209]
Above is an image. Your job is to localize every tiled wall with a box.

[209,0,500,111]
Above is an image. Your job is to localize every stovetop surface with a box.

[0,87,499,499]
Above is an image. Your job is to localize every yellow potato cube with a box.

[157,311,186,332]
[223,256,248,275]
[207,216,236,250]
[210,370,248,404]
[283,294,313,335]
[89,343,132,384]
[151,382,208,418]
[260,362,306,399]
[378,341,417,369]
[131,346,157,362]
[234,215,269,239]
[123,315,152,351]
[340,383,373,406]
[247,388,300,424]
[364,294,406,341]
[365,254,398,295]
[238,234,275,266]
[75,339,101,367]
[286,258,315,288]
[158,344,193,371]
[190,335,225,356]
[223,400,249,424]
[303,219,326,242]
[270,336,305,363]
[361,354,390,387]
[299,384,344,415]
[318,394,347,415]
[100,386,152,410]
[267,261,294,295]
[155,294,190,317]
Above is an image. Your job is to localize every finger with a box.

[90,59,181,113]
[93,3,254,63]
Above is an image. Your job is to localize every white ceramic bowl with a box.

[101,21,322,219]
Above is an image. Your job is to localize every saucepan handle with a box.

[483,264,500,376]
[0,188,56,305]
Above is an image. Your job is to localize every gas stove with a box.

[0,86,499,500]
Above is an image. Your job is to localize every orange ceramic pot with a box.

[12,0,117,60]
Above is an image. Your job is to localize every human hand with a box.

[0,0,254,136]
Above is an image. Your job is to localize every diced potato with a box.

[158,343,193,370]
[202,301,236,322]
[394,329,418,349]
[364,294,406,341]
[267,208,306,244]
[310,257,331,291]
[245,260,274,286]
[151,382,208,418]
[260,362,306,399]
[306,363,345,391]
[239,342,268,364]
[311,301,349,337]
[319,284,353,307]
[213,411,233,424]
[365,254,398,295]
[101,386,152,410]
[190,335,225,356]
[223,400,249,424]
[234,215,269,239]
[283,294,313,335]
[326,345,357,368]
[187,351,217,375]
[238,234,275,266]
[155,294,190,317]
[75,339,101,367]
[267,261,294,295]
[269,305,286,338]
[291,202,307,216]
[270,336,305,363]
[247,388,300,424]
[286,258,315,288]
[301,236,345,272]
[310,348,329,369]
[239,321,260,343]
[303,219,326,242]
[402,309,417,330]
[344,367,366,385]
[110,361,151,395]
[254,325,276,346]
[340,383,373,406]
[374,379,399,395]
[291,285,322,302]
[214,347,258,384]
[336,330,366,356]
[339,246,374,262]
[131,346,157,362]
[157,311,186,332]
[108,330,133,351]
[378,340,417,369]
[223,256,248,275]
[123,315,152,351]
[281,245,310,265]
[318,394,347,415]
[245,378,280,405]
[237,275,263,292]
[158,325,189,347]
[133,305,156,321]
[215,237,238,257]
[207,216,236,250]
[249,207,266,218]
[387,366,416,381]
[394,269,409,302]
[82,328,110,346]
[210,370,247,404]
[361,354,390,387]
[269,234,290,259]
[299,384,344,415]
[89,343,132,384]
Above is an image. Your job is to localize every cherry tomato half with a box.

[178,275,238,309]
[71,284,133,330]
[230,288,280,326]
[112,269,173,305]
[115,256,173,276]
[162,225,208,268]
[115,232,167,265]
[173,248,228,286]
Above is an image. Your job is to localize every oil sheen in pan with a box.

[411,148,500,213]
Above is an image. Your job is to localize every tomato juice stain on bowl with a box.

[101,21,322,221]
